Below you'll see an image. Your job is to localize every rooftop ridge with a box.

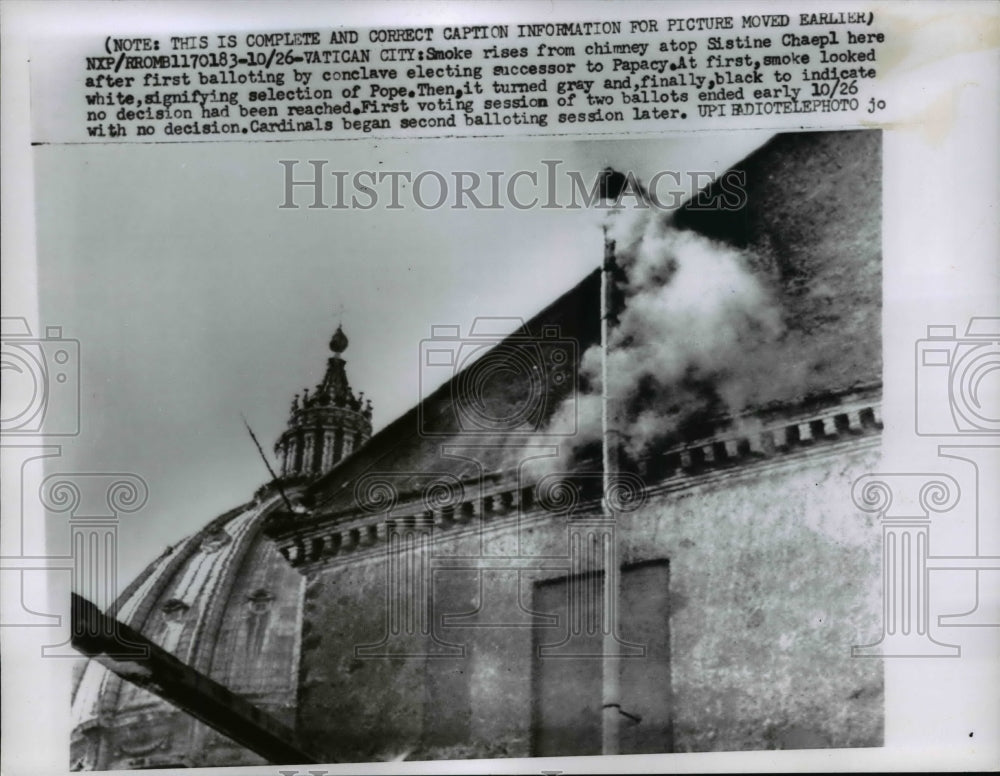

[266,391,882,569]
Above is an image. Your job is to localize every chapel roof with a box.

[279,129,882,522]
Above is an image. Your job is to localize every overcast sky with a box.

[35,130,773,588]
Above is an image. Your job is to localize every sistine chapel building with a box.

[71,129,885,768]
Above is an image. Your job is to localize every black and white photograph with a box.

[1,3,997,775]
[48,128,884,769]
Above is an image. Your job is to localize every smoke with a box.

[551,198,791,463]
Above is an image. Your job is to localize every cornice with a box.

[267,392,883,573]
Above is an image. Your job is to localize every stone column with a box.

[320,431,335,472]
[279,440,289,477]
[302,434,315,476]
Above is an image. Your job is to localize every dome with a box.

[70,319,374,769]
[70,491,305,771]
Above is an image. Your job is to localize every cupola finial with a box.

[275,321,372,480]
[329,324,348,355]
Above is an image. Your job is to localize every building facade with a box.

[71,129,884,768]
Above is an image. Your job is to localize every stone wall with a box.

[295,436,883,761]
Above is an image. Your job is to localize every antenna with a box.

[240,413,295,514]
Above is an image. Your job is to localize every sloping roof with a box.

[304,268,603,515]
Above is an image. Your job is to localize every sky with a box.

[35,130,774,588]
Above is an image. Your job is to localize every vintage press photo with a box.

[2,2,998,775]
[49,129,886,768]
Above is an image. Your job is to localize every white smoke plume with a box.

[549,195,791,463]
